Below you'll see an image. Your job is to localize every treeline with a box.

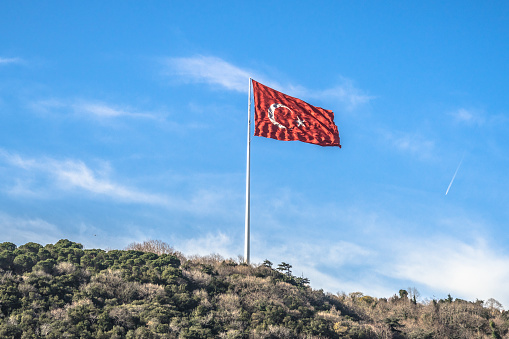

[0,239,507,338]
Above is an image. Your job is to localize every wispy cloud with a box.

[450,108,485,126]
[287,79,375,111]
[50,160,169,204]
[0,149,169,205]
[256,238,386,295]
[0,211,155,250]
[386,131,435,159]
[176,232,238,258]
[76,102,161,120]
[165,55,373,110]
[0,212,62,245]
[162,226,390,296]
[31,99,163,121]
[390,237,509,307]
[252,205,509,305]
[0,57,22,65]
[0,149,243,219]
[298,265,395,298]
[243,187,509,304]
[166,55,252,92]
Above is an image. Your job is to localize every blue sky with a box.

[2,1,509,306]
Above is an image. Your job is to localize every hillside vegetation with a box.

[0,239,507,338]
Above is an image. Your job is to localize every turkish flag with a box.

[252,80,341,147]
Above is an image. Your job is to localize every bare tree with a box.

[484,298,504,312]
[125,239,182,258]
[407,287,421,304]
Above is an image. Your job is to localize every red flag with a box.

[252,79,340,147]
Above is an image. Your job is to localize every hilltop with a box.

[0,239,507,338]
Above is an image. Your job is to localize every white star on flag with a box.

[295,116,306,127]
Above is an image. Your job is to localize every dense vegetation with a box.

[0,239,508,338]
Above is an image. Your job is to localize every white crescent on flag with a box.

[267,103,290,129]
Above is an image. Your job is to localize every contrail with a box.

[445,155,464,195]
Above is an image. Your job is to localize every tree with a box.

[0,250,14,270]
[0,242,16,252]
[485,298,503,312]
[4,239,509,338]
[13,253,37,273]
[262,259,273,268]
[0,324,22,338]
[407,287,420,304]
[33,258,56,273]
[54,239,83,250]
[125,240,181,257]
[276,262,292,277]
[296,276,310,287]
[18,242,42,254]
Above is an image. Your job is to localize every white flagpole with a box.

[244,77,252,264]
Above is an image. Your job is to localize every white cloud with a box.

[390,237,509,308]
[50,159,168,205]
[0,57,22,65]
[386,131,435,159]
[0,212,62,245]
[0,149,37,169]
[250,213,509,305]
[244,189,509,304]
[299,265,394,298]
[166,55,252,92]
[78,102,132,118]
[31,99,162,121]
[245,234,395,298]
[165,55,373,111]
[271,239,373,268]
[315,85,374,111]
[451,108,485,126]
[0,149,169,206]
[75,102,160,120]
[0,212,156,250]
[0,149,243,220]
[176,232,239,258]
[73,222,153,251]
[324,241,372,266]
[287,79,374,111]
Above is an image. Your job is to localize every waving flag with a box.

[252,79,340,147]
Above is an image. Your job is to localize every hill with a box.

[0,239,507,338]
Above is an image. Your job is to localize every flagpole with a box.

[244,77,252,264]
